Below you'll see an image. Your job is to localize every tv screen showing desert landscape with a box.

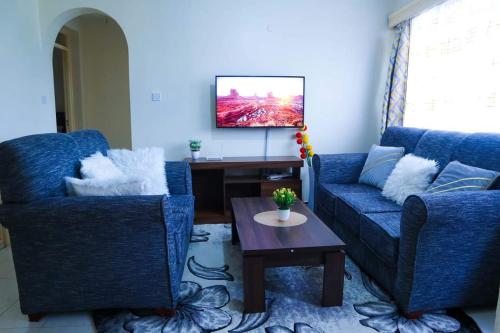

[216,76,304,128]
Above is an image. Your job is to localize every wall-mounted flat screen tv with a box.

[216,76,305,128]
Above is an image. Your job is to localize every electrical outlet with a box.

[152,92,162,102]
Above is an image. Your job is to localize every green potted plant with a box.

[272,187,297,222]
[189,140,202,160]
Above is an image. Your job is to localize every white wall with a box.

[1,0,398,159]
[0,0,56,142]
[68,14,132,149]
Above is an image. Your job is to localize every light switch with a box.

[152,92,162,102]
[41,95,48,105]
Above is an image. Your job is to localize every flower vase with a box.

[191,151,200,160]
[308,166,315,210]
[277,208,291,222]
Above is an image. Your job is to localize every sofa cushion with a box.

[80,152,125,180]
[322,183,380,196]
[452,133,500,173]
[427,161,498,194]
[317,183,379,219]
[381,127,427,154]
[358,144,405,189]
[382,154,438,205]
[335,191,402,235]
[65,176,149,196]
[108,148,169,196]
[412,130,467,172]
[360,212,402,266]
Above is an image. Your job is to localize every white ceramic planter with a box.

[277,208,291,222]
[308,166,315,210]
[191,151,200,160]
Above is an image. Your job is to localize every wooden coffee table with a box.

[231,197,346,313]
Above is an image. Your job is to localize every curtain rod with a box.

[389,0,448,28]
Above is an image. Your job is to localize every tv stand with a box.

[186,156,303,224]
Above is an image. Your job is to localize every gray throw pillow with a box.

[427,161,498,194]
[359,144,405,189]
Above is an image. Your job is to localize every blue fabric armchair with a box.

[0,130,194,317]
[313,127,500,313]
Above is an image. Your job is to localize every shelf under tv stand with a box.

[186,156,303,224]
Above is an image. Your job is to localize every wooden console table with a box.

[186,156,303,224]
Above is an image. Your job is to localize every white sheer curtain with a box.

[404,0,500,133]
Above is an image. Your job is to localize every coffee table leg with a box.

[323,251,345,307]
[243,255,265,313]
[231,209,239,245]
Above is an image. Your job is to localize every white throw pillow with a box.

[107,147,169,195]
[382,154,438,205]
[65,177,149,196]
[80,152,125,180]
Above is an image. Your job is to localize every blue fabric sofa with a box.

[0,130,194,317]
[313,127,500,313]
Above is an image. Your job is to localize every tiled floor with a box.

[0,246,496,333]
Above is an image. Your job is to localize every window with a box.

[404,0,500,132]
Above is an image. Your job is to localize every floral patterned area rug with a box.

[93,224,481,333]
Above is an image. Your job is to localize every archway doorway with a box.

[52,13,132,148]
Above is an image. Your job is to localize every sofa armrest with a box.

[395,190,500,312]
[312,153,367,184]
[3,194,194,311]
[162,194,195,304]
[166,161,192,195]
[3,195,166,228]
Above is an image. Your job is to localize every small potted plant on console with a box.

[272,187,297,222]
[189,140,202,160]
